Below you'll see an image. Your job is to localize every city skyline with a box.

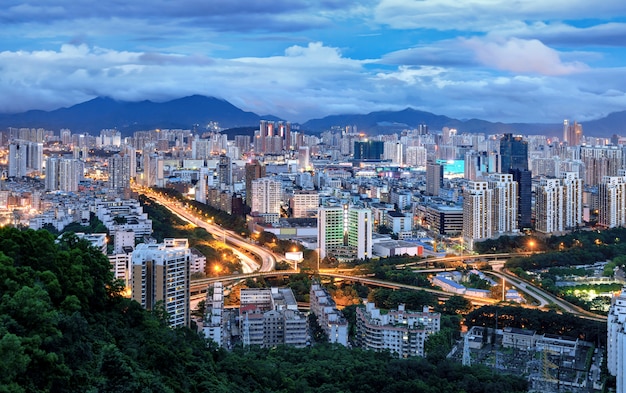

[1,1,626,124]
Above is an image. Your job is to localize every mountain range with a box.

[0,95,625,138]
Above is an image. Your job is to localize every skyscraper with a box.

[245,160,266,207]
[562,172,584,230]
[216,154,232,188]
[426,162,443,196]
[58,159,83,192]
[488,173,518,234]
[8,142,28,177]
[500,134,532,229]
[608,289,626,393]
[131,239,190,328]
[535,178,564,234]
[108,153,132,190]
[563,120,583,146]
[462,181,492,251]
[251,177,282,217]
[598,176,626,228]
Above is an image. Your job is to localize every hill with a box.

[0,227,528,392]
[0,95,624,137]
[0,95,264,135]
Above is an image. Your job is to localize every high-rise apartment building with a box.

[563,120,583,146]
[562,172,584,230]
[318,205,372,260]
[251,178,282,216]
[58,159,83,192]
[488,173,518,234]
[8,141,29,177]
[216,154,232,187]
[245,160,266,207]
[47,157,84,192]
[608,289,626,393]
[347,208,373,260]
[599,176,626,228]
[581,146,622,187]
[108,153,132,190]
[131,238,190,328]
[535,178,565,234]
[426,162,443,196]
[462,181,492,251]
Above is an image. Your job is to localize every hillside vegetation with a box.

[0,227,527,393]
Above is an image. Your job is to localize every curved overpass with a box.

[191,270,497,306]
[139,189,277,272]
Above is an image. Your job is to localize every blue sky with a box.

[1,0,626,124]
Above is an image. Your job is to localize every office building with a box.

[426,162,443,196]
[318,205,372,261]
[354,140,384,161]
[608,289,626,393]
[500,134,532,229]
[356,302,440,358]
[131,238,190,328]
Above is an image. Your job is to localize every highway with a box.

[138,188,277,272]
[136,187,608,322]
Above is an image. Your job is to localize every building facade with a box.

[356,302,441,358]
[608,289,626,393]
[131,238,190,328]
[599,176,626,228]
[462,181,492,251]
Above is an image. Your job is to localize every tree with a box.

[438,295,473,315]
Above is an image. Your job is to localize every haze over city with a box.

[2,0,626,123]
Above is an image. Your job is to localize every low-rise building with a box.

[309,281,349,346]
[356,302,440,358]
[240,287,309,348]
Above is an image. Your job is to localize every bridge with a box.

[191,270,498,306]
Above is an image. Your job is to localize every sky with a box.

[2,0,626,124]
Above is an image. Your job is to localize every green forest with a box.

[0,227,529,392]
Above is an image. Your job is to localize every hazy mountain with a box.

[301,108,563,136]
[0,95,265,135]
[0,95,623,138]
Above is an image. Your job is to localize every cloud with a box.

[463,37,589,75]
[379,40,480,67]
[374,0,626,32]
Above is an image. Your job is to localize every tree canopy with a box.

[0,227,528,392]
